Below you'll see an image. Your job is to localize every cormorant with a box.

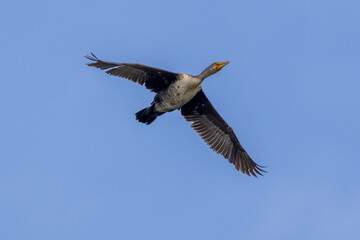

[85,53,265,177]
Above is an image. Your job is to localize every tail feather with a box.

[135,106,158,125]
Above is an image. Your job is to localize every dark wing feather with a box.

[85,53,179,92]
[181,90,265,177]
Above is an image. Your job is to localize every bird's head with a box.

[214,61,230,72]
[198,61,230,80]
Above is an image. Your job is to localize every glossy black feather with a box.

[181,90,265,177]
[85,53,179,92]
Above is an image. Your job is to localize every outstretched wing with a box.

[85,53,179,92]
[181,90,265,176]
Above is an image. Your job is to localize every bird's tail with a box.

[135,106,161,125]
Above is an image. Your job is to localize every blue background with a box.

[1,0,359,239]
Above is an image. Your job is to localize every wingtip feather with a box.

[85,52,99,62]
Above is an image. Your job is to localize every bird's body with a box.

[153,74,202,113]
[85,53,265,177]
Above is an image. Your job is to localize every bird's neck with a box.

[196,69,214,81]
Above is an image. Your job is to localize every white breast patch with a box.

[154,74,202,113]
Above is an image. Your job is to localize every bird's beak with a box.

[223,61,230,66]
[215,61,230,71]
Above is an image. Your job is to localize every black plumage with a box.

[86,53,265,177]
[85,53,178,92]
[181,90,265,176]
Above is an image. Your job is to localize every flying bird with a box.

[85,53,265,177]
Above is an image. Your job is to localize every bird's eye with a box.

[215,62,223,71]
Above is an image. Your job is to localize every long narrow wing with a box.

[181,90,265,176]
[85,53,179,92]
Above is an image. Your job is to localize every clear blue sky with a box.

[1,0,359,239]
